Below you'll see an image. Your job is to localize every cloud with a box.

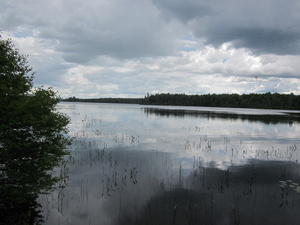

[1,0,300,97]
[151,0,213,22]
[202,27,300,55]
[153,0,300,55]
[6,0,181,63]
[5,34,72,87]
[1,1,171,61]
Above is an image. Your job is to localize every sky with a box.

[1,0,300,98]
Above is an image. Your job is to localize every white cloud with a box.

[1,0,300,97]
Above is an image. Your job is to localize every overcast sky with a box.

[1,0,300,98]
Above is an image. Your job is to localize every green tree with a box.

[0,36,71,223]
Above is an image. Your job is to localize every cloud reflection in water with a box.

[40,103,300,224]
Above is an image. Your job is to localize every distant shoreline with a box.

[62,97,142,104]
[62,92,300,110]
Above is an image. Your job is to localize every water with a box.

[40,102,300,225]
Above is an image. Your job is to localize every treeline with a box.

[63,92,300,110]
[63,96,142,104]
[141,92,300,110]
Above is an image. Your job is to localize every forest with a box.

[63,92,300,110]
[63,96,141,104]
[142,93,300,110]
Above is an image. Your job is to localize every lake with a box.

[39,102,300,225]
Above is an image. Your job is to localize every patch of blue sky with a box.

[222,58,229,63]
[14,28,31,38]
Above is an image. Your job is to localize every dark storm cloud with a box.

[202,27,300,55]
[151,0,213,22]
[153,0,300,56]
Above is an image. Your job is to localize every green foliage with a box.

[0,36,71,223]
[142,92,300,110]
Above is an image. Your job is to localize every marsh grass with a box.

[39,135,300,225]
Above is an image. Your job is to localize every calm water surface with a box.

[40,102,300,225]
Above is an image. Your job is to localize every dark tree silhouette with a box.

[0,36,71,224]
